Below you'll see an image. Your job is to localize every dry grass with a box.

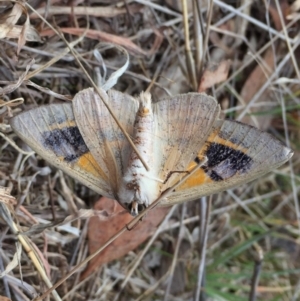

[0,0,299,300]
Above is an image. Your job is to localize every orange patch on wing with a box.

[178,162,213,190]
[48,120,77,131]
[206,128,248,153]
[77,152,109,182]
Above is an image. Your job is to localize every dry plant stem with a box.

[31,6,127,18]
[234,0,251,48]
[0,256,10,298]
[227,190,268,231]
[291,277,300,301]
[34,158,207,300]
[214,190,281,216]
[209,227,240,253]
[164,204,187,301]
[249,248,263,301]
[214,1,252,28]
[265,186,300,218]
[199,0,214,78]
[5,283,30,301]
[274,0,300,80]
[209,25,257,53]
[135,271,171,301]
[2,39,74,61]
[0,204,62,301]
[237,37,300,120]
[24,4,85,80]
[0,132,34,156]
[113,206,177,301]
[135,0,181,17]
[194,196,212,301]
[34,226,127,301]
[123,0,137,33]
[216,34,275,93]
[281,104,300,236]
[144,190,281,236]
[193,0,203,78]
[181,0,197,90]
[21,80,72,101]
[216,15,299,94]
[0,97,23,107]
[119,206,177,289]
[213,0,294,43]
[61,275,91,300]
[145,45,172,93]
[41,0,50,31]
[24,38,84,80]
[273,10,300,238]
[69,220,89,268]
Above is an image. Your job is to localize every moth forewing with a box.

[9,102,115,197]
[73,88,139,198]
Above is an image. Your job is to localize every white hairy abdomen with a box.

[118,92,159,215]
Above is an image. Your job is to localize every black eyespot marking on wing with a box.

[42,126,89,162]
[202,166,224,181]
[196,142,253,181]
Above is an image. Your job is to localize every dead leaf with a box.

[0,3,41,54]
[81,197,170,279]
[268,0,290,31]
[0,3,23,39]
[198,60,231,92]
[239,47,275,129]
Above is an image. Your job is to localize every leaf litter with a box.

[0,1,299,300]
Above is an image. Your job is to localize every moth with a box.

[10,88,293,215]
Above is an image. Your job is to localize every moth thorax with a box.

[118,91,159,216]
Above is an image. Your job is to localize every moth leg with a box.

[163,170,190,185]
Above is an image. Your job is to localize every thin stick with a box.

[193,0,203,78]
[201,0,214,72]
[237,37,300,120]
[0,201,62,301]
[164,204,186,300]
[181,0,197,90]
[249,247,263,301]
[145,45,172,93]
[194,196,212,300]
[25,4,86,80]
[113,206,178,301]
[268,1,300,239]
[213,0,295,43]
